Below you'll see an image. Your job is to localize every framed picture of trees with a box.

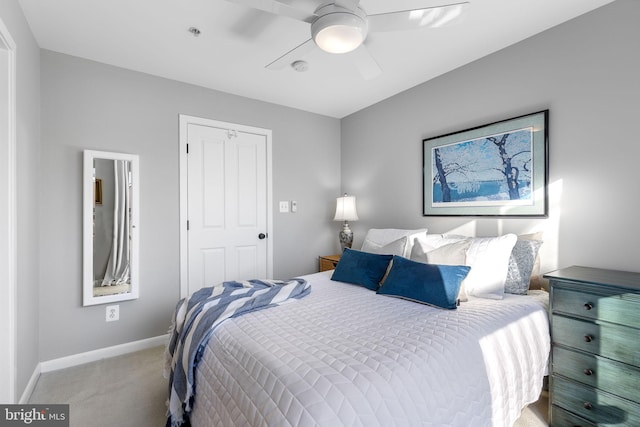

[423,110,548,217]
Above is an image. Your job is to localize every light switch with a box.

[279,201,290,213]
[291,200,297,212]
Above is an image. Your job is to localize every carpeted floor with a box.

[28,345,548,426]
[29,346,168,427]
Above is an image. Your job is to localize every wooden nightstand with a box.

[319,254,341,272]
[545,266,640,426]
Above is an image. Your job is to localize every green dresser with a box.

[545,266,640,426]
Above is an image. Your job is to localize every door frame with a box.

[0,17,17,403]
[178,114,273,298]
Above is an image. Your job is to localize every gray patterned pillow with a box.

[504,239,543,295]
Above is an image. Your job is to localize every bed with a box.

[167,230,550,427]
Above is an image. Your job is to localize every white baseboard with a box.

[20,334,168,403]
[19,363,41,404]
[40,334,168,373]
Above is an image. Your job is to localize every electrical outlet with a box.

[106,305,119,322]
[279,201,289,213]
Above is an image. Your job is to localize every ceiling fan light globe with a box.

[315,25,364,53]
[312,12,367,54]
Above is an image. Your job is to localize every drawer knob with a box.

[583,335,594,343]
[583,368,594,376]
[583,303,593,310]
[583,402,593,410]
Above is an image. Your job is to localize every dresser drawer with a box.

[319,255,341,272]
[553,346,640,402]
[552,376,640,425]
[319,258,337,271]
[552,314,640,366]
[551,405,596,427]
[552,286,640,329]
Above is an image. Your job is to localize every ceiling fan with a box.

[225,0,469,79]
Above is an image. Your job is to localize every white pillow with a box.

[411,239,473,301]
[361,228,428,258]
[463,234,517,300]
[418,233,467,251]
[362,236,407,256]
[410,238,470,265]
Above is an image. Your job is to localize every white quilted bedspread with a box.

[190,271,550,427]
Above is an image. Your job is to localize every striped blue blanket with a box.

[164,278,310,427]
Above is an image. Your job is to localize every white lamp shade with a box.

[334,195,359,221]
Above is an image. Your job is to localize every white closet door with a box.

[185,121,270,295]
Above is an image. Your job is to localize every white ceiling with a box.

[18,0,614,118]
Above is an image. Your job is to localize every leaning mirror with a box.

[83,150,139,306]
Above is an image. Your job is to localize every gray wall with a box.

[0,0,41,401]
[39,51,340,361]
[341,0,640,276]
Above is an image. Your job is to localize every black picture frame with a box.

[423,110,548,217]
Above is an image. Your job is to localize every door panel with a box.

[202,139,225,228]
[201,248,225,289]
[237,143,259,227]
[236,246,258,279]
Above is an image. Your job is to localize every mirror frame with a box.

[83,150,140,306]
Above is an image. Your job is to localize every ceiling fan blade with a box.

[265,38,316,70]
[229,9,276,40]
[334,0,360,10]
[226,0,316,24]
[351,44,382,80]
[368,2,469,33]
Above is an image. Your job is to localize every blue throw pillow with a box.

[377,256,471,309]
[331,248,393,291]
